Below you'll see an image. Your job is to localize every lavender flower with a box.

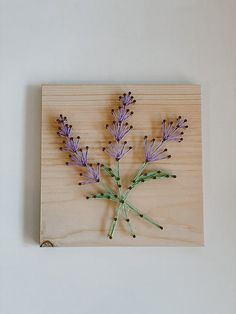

[57,115,72,137]
[79,164,100,185]
[103,141,132,161]
[106,121,133,142]
[56,115,100,185]
[111,107,133,123]
[119,91,136,107]
[104,92,136,160]
[144,137,171,162]
[162,116,188,142]
[66,147,88,167]
[60,136,80,153]
[143,116,188,163]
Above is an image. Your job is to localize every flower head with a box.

[61,136,80,153]
[57,115,72,137]
[66,147,88,167]
[103,141,132,161]
[56,115,101,185]
[143,116,188,163]
[111,107,133,123]
[162,116,188,142]
[104,92,136,161]
[106,121,133,142]
[144,136,171,163]
[119,91,136,107]
[79,164,100,185]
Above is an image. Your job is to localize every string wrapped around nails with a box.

[56,92,188,239]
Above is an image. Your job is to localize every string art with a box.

[56,92,188,239]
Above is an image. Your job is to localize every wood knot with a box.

[40,240,54,247]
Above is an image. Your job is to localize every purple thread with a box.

[119,91,136,107]
[56,115,100,185]
[106,121,132,142]
[104,92,136,160]
[162,116,187,142]
[144,137,170,163]
[103,142,132,161]
[79,164,100,185]
[144,116,188,163]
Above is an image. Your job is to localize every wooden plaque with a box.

[41,84,203,247]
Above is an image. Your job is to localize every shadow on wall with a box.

[23,85,41,245]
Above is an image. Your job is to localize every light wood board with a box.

[40,84,204,247]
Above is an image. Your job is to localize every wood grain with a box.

[41,84,204,247]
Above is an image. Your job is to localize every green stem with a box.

[126,201,163,230]
[87,192,118,202]
[116,160,122,196]
[123,162,147,198]
[86,180,119,202]
[100,181,117,197]
[101,164,120,182]
[133,162,147,181]
[108,203,123,239]
[123,205,135,237]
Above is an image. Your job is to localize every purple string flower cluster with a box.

[56,92,188,239]
[57,115,100,185]
[144,116,188,162]
[103,92,135,160]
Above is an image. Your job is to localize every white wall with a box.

[1,1,236,313]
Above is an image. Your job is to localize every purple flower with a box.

[111,107,133,123]
[60,136,80,153]
[106,121,133,142]
[57,114,66,124]
[119,91,136,107]
[144,136,171,163]
[103,92,136,161]
[66,147,88,167]
[79,164,101,185]
[103,141,132,161]
[143,116,188,163]
[57,115,72,137]
[162,116,188,142]
[56,115,101,186]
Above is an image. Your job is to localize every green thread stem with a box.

[123,205,135,237]
[116,160,122,196]
[132,170,172,186]
[88,193,118,202]
[134,162,147,181]
[126,201,163,230]
[108,204,123,238]
[123,169,173,202]
[100,181,116,196]
[92,162,167,238]
[101,164,120,182]
[123,162,147,198]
